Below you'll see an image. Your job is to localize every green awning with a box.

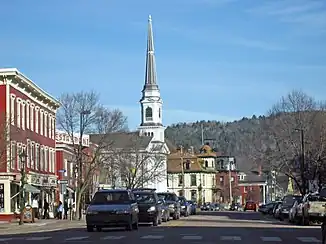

[24,184,41,193]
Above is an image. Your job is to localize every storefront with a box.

[0,173,57,221]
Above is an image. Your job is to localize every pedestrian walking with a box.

[57,201,63,220]
[43,199,49,219]
[32,197,39,221]
[63,200,69,219]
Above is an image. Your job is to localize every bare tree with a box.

[258,90,326,195]
[108,134,167,189]
[56,91,128,220]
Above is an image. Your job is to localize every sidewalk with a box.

[0,219,85,234]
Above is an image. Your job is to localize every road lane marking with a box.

[0,238,13,241]
[182,236,203,240]
[25,237,52,240]
[220,236,241,241]
[297,237,321,242]
[261,237,282,242]
[141,235,164,239]
[102,236,125,240]
[65,236,89,241]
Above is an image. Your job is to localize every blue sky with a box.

[1,0,325,129]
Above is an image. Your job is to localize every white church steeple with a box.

[139,15,165,142]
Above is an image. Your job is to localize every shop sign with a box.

[56,131,90,147]
[0,184,4,212]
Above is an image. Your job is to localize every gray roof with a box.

[143,15,159,91]
[90,132,152,150]
[239,172,267,184]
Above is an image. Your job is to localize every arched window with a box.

[159,108,161,118]
[145,107,153,121]
[144,132,147,136]
[151,132,154,137]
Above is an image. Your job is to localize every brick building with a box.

[0,68,60,221]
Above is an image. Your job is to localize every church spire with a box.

[143,15,158,90]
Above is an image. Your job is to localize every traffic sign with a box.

[58,180,68,184]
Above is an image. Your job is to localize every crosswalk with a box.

[0,235,322,242]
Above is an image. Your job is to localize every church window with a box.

[159,108,161,118]
[145,107,153,121]
[151,132,154,137]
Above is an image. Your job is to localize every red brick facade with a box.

[215,171,240,203]
[238,184,264,205]
[0,69,60,221]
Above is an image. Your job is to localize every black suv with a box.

[86,189,139,232]
[132,188,162,226]
[157,192,181,220]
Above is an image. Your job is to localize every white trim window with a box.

[51,149,55,173]
[17,143,22,170]
[35,144,39,170]
[40,146,44,171]
[16,98,21,128]
[10,94,16,125]
[44,111,48,137]
[27,139,31,168]
[21,101,25,130]
[26,100,30,129]
[11,141,17,169]
[30,103,35,131]
[44,146,48,172]
[40,109,44,135]
[52,117,55,140]
[35,106,39,133]
[48,149,52,173]
[31,142,35,169]
[64,159,68,177]
[48,115,52,139]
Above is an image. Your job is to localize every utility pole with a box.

[180,145,185,196]
[296,128,306,194]
[77,110,90,220]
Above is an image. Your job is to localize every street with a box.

[0,211,322,243]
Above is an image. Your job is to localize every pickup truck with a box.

[297,192,326,225]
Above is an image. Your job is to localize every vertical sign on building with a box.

[0,184,4,212]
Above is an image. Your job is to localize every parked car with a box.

[272,201,282,217]
[279,195,302,220]
[85,189,139,232]
[244,201,257,211]
[157,192,181,220]
[201,202,211,211]
[289,199,302,223]
[132,188,162,226]
[158,198,170,222]
[187,200,197,215]
[274,202,283,219]
[178,196,191,217]
[259,202,278,215]
[230,202,241,211]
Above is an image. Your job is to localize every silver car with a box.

[86,189,139,232]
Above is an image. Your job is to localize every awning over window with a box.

[24,184,41,193]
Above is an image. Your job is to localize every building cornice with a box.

[0,68,60,112]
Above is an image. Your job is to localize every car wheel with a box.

[153,215,159,226]
[126,216,133,231]
[158,215,162,225]
[96,226,102,232]
[86,225,94,232]
[173,212,178,220]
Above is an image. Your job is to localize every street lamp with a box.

[19,149,27,225]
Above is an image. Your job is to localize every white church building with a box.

[91,15,170,192]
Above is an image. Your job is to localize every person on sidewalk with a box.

[43,199,49,219]
[57,201,63,220]
[63,200,69,219]
[32,197,39,221]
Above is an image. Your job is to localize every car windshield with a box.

[283,195,301,206]
[157,193,176,201]
[90,191,131,205]
[134,192,156,204]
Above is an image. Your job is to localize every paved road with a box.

[0,211,322,243]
